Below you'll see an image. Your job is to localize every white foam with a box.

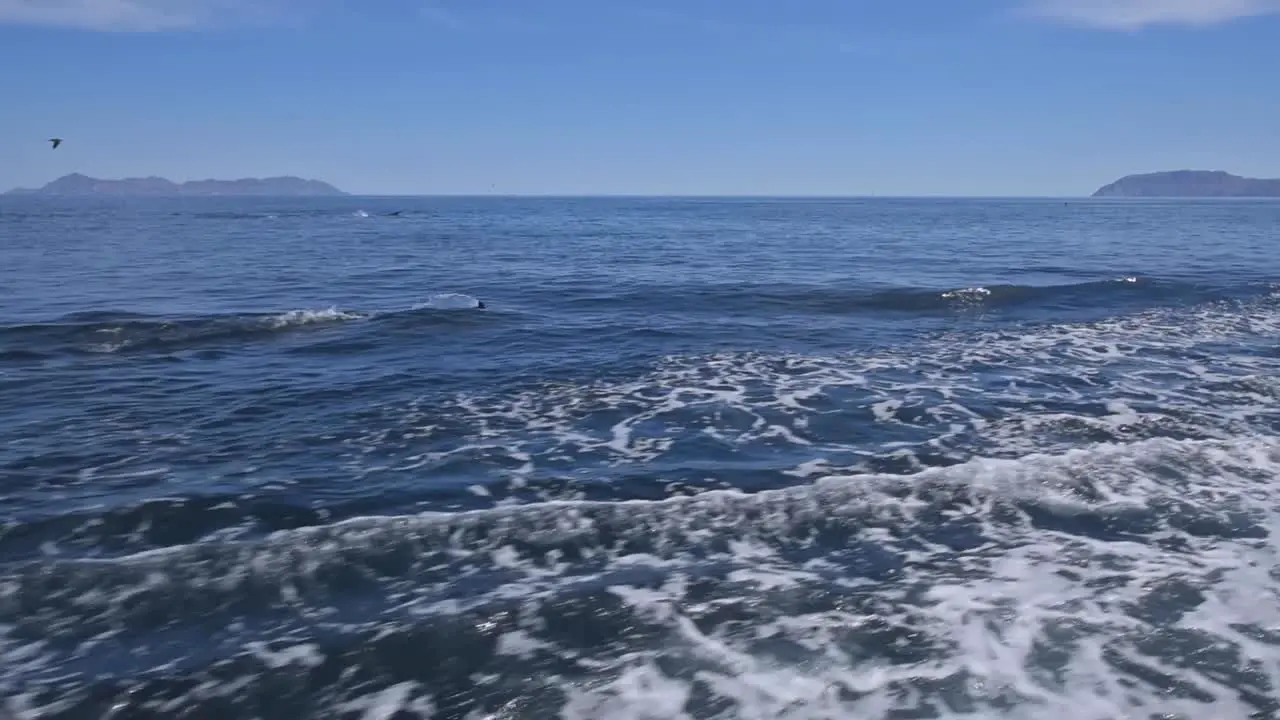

[263,307,362,329]
[941,286,991,300]
[414,293,481,310]
[244,641,325,669]
[345,296,1280,511]
[337,681,431,720]
[560,662,693,720]
[495,629,552,660]
[9,296,1280,718]
[7,432,1280,717]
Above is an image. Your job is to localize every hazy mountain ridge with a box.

[6,173,347,196]
[1093,170,1280,198]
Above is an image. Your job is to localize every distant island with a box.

[1093,170,1280,198]
[5,173,347,197]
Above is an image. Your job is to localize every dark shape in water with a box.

[48,138,63,149]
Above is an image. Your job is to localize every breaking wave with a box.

[0,297,495,358]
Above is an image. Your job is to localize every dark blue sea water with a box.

[2,196,1280,719]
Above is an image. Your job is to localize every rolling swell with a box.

[562,275,1244,317]
[0,300,499,359]
[0,277,1262,362]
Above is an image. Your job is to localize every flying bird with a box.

[48,138,63,149]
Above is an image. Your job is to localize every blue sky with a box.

[1,0,1277,196]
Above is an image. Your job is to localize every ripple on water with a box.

[2,292,1280,718]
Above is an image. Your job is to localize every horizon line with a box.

[352,192,1280,199]
[359,192,1280,198]
[10,192,1280,200]
[4,191,1100,200]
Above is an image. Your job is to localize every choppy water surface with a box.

[2,196,1280,719]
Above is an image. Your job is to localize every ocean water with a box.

[1,195,1279,720]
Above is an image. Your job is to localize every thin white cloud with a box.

[420,3,464,30]
[417,2,548,34]
[0,0,283,31]
[1026,0,1280,29]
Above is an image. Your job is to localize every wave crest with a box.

[0,307,362,357]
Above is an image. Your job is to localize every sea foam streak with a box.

[3,435,1280,718]
[340,293,1280,502]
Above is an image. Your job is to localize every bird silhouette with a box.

[48,138,63,149]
